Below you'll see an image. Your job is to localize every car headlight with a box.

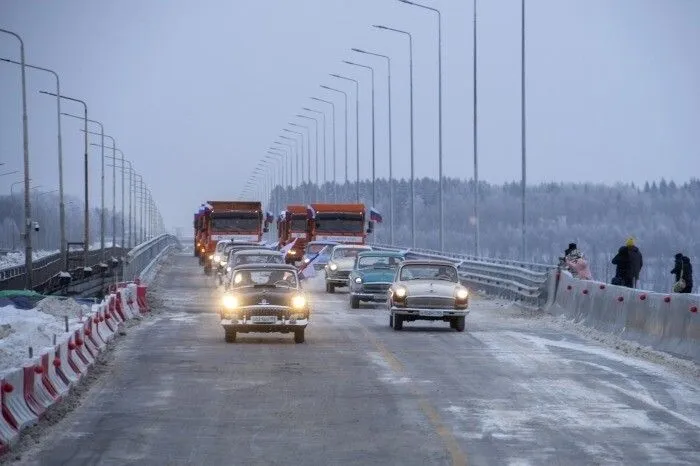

[213,254,221,263]
[208,254,214,260]
[234,273,243,284]
[394,287,407,299]
[220,261,227,266]
[329,262,337,271]
[354,277,362,284]
[288,250,296,256]
[291,295,306,309]
[455,288,469,300]
[303,257,310,263]
[226,266,232,273]
[222,295,238,309]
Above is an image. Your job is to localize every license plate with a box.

[420,310,444,317]
[250,315,277,324]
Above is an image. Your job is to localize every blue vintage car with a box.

[301,241,337,270]
[348,251,405,308]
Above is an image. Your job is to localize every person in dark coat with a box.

[565,243,577,257]
[624,237,643,288]
[671,253,694,293]
[612,246,633,287]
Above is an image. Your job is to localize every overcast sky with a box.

[1,0,698,232]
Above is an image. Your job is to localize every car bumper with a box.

[351,291,388,302]
[326,274,351,286]
[221,319,308,332]
[390,307,469,318]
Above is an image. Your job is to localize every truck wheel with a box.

[389,313,394,328]
[225,329,237,343]
[350,296,360,309]
[326,282,335,293]
[393,315,403,331]
[294,329,305,344]
[454,316,465,332]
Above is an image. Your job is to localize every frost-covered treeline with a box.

[0,193,127,252]
[272,178,700,292]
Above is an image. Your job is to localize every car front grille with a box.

[405,296,455,309]
[239,306,290,317]
[330,270,350,279]
[363,283,391,294]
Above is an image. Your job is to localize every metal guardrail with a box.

[122,234,180,281]
[372,243,557,309]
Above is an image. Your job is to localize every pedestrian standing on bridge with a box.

[671,253,693,293]
[625,237,643,288]
[565,250,592,280]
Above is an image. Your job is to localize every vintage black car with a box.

[219,263,310,343]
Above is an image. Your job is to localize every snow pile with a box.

[0,304,85,375]
[0,249,59,270]
[35,296,91,319]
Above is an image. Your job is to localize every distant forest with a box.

[272,178,700,293]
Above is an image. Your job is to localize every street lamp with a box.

[351,48,394,244]
[274,139,297,187]
[396,0,445,252]
[521,0,527,261]
[40,91,89,265]
[375,25,416,249]
[302,107,327,199]
[0,57,66,264]
[329,74,361,202]
[343,60,376,208]
[0,29,33,288]
[106,154,134,248]
[320,85,349,186]
[293,117,317,187]
[297,112,322,197]
[311,97,337,201]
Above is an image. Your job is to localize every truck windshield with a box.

[211,214,259,232]
[290,215,307,232]
[315,213,364,233]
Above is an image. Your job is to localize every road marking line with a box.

[361,327,468,466]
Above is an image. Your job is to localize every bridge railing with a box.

[372,243,557,309]
[122,234,180,282]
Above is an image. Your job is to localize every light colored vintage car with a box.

[348,250,405,308]
[387,259,470,331]
[324,244,372,293]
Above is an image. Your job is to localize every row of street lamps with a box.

[0,28,163,288]
[244,0,528,258]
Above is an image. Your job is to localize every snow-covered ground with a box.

[0,249,60,270]
[0,297,93,375]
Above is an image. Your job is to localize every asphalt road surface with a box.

[12,253,700,465]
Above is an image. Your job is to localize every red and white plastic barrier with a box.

[0,369,38,430]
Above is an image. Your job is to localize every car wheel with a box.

[454,316,466,332]
[326,282,335,293]
[393,315,403,331]
[350,296,360,309]
[294,329,305,344]
[224,329,237,343]
[389,313,394,328]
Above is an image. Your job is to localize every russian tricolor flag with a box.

[369,207,383,223]
[265,211,274,223]
[306,205,316,220]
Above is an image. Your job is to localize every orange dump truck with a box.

[199,201,267,273]
[309,203,375,245]
[277,205,312,263]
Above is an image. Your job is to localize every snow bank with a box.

[0,249,59,270]
[0,303,86,375]
[35,296,91,319]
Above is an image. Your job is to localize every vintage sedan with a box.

[301,240,337,270]
[348,251,405,308]
[223,249,285,288]
[388,260,470,332]
[324,244,372,293]
[219,263,310,343]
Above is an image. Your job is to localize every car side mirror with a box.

[367,221,374,234]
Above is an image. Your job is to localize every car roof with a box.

[308,240,337,245]
[357,250,403,258]
[233,249,281,256]
[399,259,456,267]
[231,263,298,272]
[333,244,371,250]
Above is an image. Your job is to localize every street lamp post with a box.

[473,1,480,256]
[0,58,66,266]
[275,139,297,187]
[95,143,128,250]
[61,113,106,258]
[107,155,134,248]
[0,29,33,288]
[343,60,376,208]
[41,91,89,265]
[302,109,326,197]
[292,118,316,187]
[311,97,337,201]
[320,86,349,187]
[375,25,416,248]
[351,48,394,244]
[330,74,360,202]
[398,0,444,251]
[521,0,527,261]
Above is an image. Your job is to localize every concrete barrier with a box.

[41,352,69,399]
[548,272,700,361]
[0,369,38,430]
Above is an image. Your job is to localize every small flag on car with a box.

[306,205,316,220]
[369,207,383,223]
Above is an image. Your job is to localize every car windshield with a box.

[307,243,332,254]
[290,215,307,232]
[315,213,364,233]
[357,255,401,270]
[333,248,367,259]
[215,242,228,253]
[399,264,458,282]
[230,268,298,288]
[211,215,259,233]
[234,254,284,265]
